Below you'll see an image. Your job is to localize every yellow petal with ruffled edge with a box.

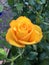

[6,28,25,47]
[29,25,43,43]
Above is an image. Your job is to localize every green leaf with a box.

[36,15,44,24]
[29,0,35,6]
[15,3,23,12]
[27,52,38,60]
[41,0,46,4]
[0,48,7,60]
[1,32,6,38]
[35,0,42,4]
[15,58,31,65]
[0,4,3,12]
[0,40,11,49]
[39,52,49,60]
[46,34,49,42]
[38,41,49,56]
[0,19,2,22]
[35,0,46,4]
[40,59,49,65]
[8,0,14,7]
[23,60,31,65]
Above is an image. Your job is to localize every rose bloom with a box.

[6,16,43,48]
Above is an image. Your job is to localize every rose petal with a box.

[18,40,36,45]
[6,28,25,48]
[16,16,32,23]
[29,25,43,43]
[10,20,17,28]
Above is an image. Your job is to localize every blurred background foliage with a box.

[0,0,49,65]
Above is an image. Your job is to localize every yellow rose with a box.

[6,16,43,48]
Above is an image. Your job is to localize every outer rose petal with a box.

[29,25,43,43]
[6,28,25,48]
[10,20,17,28]
[16,16,32,24]
[18,40,36,45]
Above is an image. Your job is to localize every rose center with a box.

[20,23,27,31]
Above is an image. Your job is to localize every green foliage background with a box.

[0,0,49,65]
